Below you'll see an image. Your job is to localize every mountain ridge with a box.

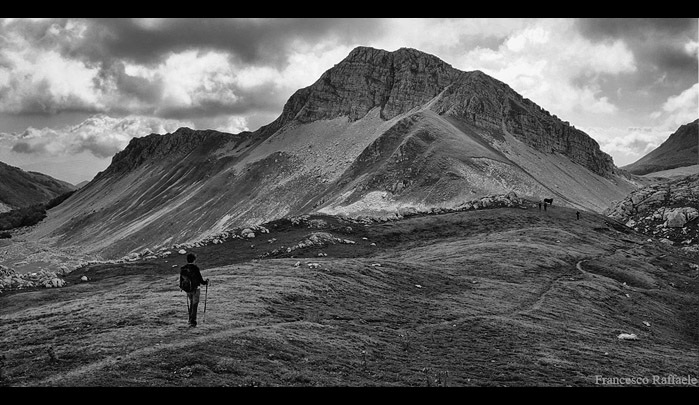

[622,119,698,176]
[0,160,76,213]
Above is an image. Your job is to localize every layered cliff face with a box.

[29,46,638,258]
[622,120,698,176]
[274,47,461,125]
[0,161,75,212]
[430,71,617,176]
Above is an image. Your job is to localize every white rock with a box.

[617,333,638,340]
[80,276,88,282]
[178,249,187,255]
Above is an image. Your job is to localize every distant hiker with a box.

[576,211,580,220]
[180,253,209,328]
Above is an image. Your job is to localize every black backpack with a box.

[179,265,194,293]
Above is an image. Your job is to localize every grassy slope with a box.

[0,162,75,209]
[643,164,699,179]
[622,120,698,176]
[1,205,697,387]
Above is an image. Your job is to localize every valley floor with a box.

[1,205,698,387]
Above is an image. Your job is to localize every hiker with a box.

[576,211,580,220]
[180,253,209,328]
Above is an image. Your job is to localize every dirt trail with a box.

[409,259,595,335]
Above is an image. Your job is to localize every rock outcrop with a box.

[605,174,699,248]
[0,265,66,293]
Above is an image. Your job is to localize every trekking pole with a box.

[203,279,209,323]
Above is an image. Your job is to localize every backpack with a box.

[179,265,194,293]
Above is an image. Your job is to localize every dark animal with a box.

[543,198,553,205]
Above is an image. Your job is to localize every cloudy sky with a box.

[0,18,697,184]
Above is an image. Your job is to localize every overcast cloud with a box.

[0,18,696,184]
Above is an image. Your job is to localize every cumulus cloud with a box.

[0,17,696,173]
[453,19,636,117]
[0,18,378,123]
[66,18,385,68]
[5,114,193,158]
[576,18,698,75]
[0,47,104,114]
[596,126,666,155]
[651,83,699,129]
[589,125,672,166]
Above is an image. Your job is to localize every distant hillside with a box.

[0,161,75,212]
[644,164,699,179]
[622,120,698,175]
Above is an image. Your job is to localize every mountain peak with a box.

[270,46,462,127]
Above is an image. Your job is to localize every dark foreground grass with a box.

[1,206,698,387]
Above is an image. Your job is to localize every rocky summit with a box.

[27,46,638,259]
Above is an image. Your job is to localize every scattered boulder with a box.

[0,267,67,291]
[617,333,639,340]
[664,207,699,228]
